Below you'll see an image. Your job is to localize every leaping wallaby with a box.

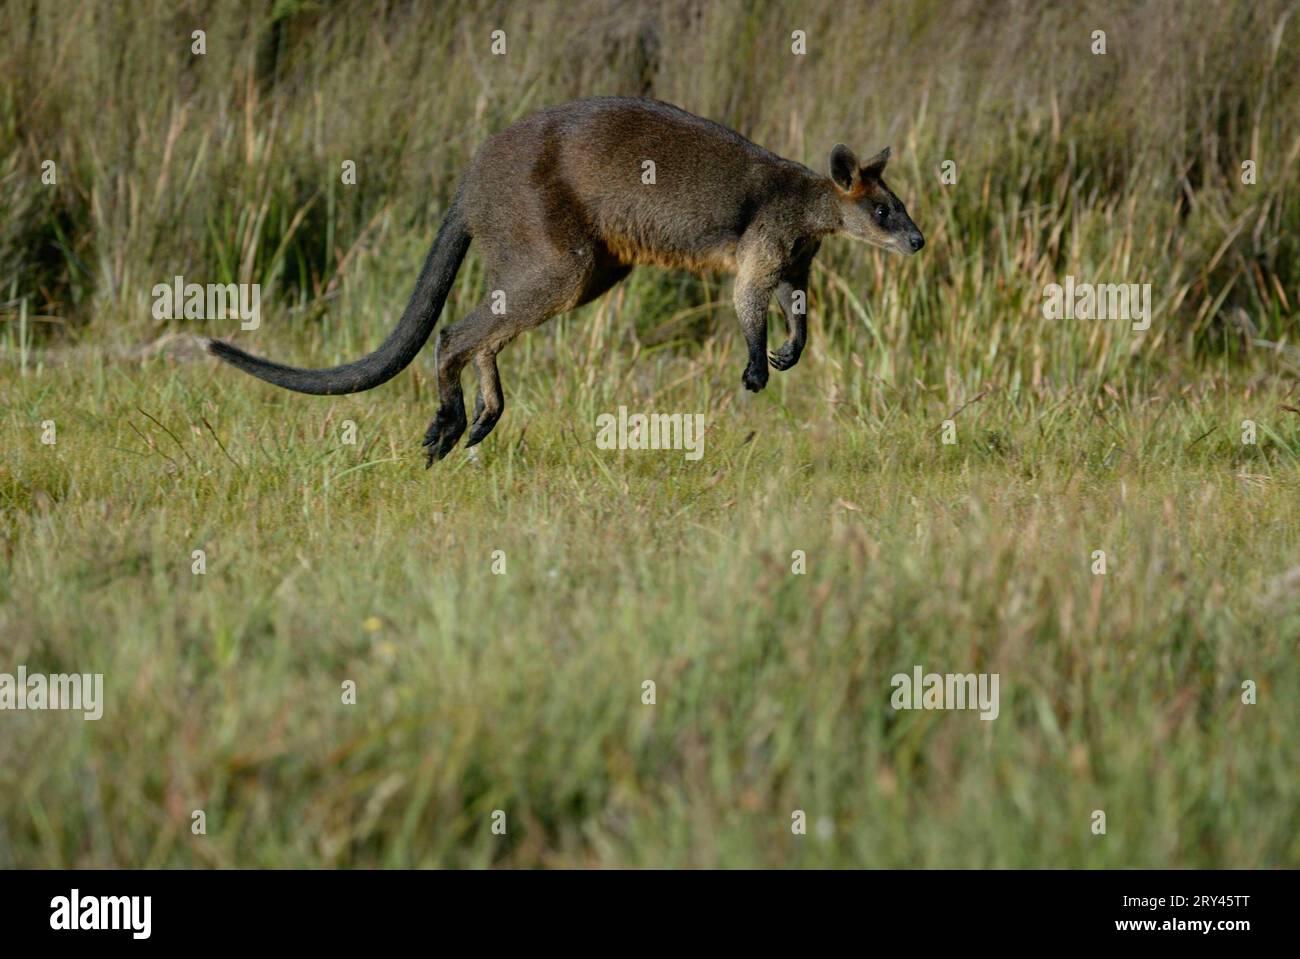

[206,96,924,466]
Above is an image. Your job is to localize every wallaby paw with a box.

[768,342,802,371]
[742,362,769,393]
[464,410,501,449]
[463,390,502,449]
[422,406,467,467]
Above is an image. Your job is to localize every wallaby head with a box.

[828,144,925,255]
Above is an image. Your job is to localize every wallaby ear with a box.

[829,144,859,191]
[861,145,891,179]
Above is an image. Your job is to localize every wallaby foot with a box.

[464,351,504,449]
[742,361,769,392]
[422,395,467,466]
[768,340,803,371]
[465,390,504,448]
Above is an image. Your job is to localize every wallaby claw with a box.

[768,343,801,371]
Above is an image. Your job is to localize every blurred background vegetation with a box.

[3,0,1298,390]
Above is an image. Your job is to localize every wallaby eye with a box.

[874,205,888,223]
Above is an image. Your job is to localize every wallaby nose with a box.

[909,233,925,251]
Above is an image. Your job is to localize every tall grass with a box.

[3,0,1298,379]
[2,350,1298,867]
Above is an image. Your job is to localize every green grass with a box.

[3,295,1299,867]
[2,0,1300,868]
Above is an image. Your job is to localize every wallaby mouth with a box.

[897,230,925,255]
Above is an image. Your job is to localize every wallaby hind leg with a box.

[461,259,632,452]
[422,303,494,465]
[465,350,504,448]
[423,262,589,464]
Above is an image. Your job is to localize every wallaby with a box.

[206,96,924,466]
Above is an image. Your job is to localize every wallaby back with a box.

[460,97,833,277]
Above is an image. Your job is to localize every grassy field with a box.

[2,0,1300,867]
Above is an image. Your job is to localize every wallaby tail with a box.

[205,201,471,395]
